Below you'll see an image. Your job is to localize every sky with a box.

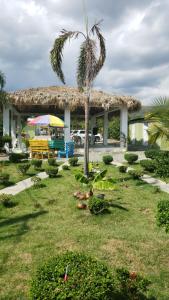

[0,0,169,105]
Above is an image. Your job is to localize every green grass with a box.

[0,160,61,189]
[0,164,169,299]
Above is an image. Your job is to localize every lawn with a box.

[0,164,169,299]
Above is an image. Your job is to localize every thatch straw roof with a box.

[9,86,141,112]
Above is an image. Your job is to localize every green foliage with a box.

[75,169,107,187]
[118,165,127,173]
[31,176,42,189]
[128,169,143,180]
[102,155,113,165]
[17,163,30,175]
[69,157,78,166]
[108,117,120,140]
[2,134,12,144]
[9,153,29,163]
[124,153,138,164]
[88,196,109,215]
[140,159,156,172]
[48,158,57,166]
[45,166,58,178]
[0,172,10,184]
[157,200,169,232]
[93,179,117,191]
[31,159,42,170]
[62,164,69,170]
[144,149,160,159]
[0,194,14,208]
[155,153,169,178]
[115,268,151,300]
[30,251,115,300]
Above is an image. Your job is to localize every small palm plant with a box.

[50,21,106,176]
[145,97,169,144]
[0,71,9,110]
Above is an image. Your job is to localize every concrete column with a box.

[64,106,71,142]
[3,105,10,136]
[90,115,96,145]
[11,110,17,149]
[120,105,128,148]
[103,111,108,146]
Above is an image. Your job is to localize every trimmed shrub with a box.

[0,172,10,184]
[62,164,69,170]
[88,196,108,215]
[157,200,169,232]
[48,158,57,166]
[124,153,138,164]
[155,154,169,178]
[30,252,115,300]
[45,166,58,178]
[102,155,113,165]
[9,153,29,163]
[31,176,42,189]
[118,165,127,173]
[115,267,151,300]
[144,149,160,159]
[18,163,31,175]
[140,159,156,172]
[31,159,42,170]
[128,169,143,180]
[69,157,78,166]
[0,194,14,208]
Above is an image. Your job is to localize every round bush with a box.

[69,157,78,166]
[118,165,127,173]
[0,194,13,207]
[124,153,138,164]
[48,158,57,166]
[30,252,115,300]
[140,159,156,172]
[31,159,42,170]
[128,169,143,179]
[45,166,58,178]
[88,196,108,215]
[102,155,113,165]
[62,165,69,170]
[0,172,10,184]
[18,163,31,175]
[9,153,29,163]
[144,149,160,159]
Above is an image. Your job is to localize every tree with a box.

[145,97,169,144]
[50,21,106,176]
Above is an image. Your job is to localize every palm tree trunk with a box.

[84,91,90,176]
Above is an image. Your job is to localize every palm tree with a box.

[145,97,169,144]
[50,21,106,176]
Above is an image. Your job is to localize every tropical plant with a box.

[145,97,169,144]
[0,71,9,108]
[50,21,106,176]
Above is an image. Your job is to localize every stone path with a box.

[0,163,66,196]
[112,161,169,194]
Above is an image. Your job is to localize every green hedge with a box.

[140,159,156,172]
[124,153,138,164]
[9,153,29,163]
[157,200,169,233]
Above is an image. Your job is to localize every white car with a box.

[71,130,102,145]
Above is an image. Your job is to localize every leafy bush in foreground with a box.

[88,196,108,214]
[48,158,57,166]
[102,155,113,165]
[62,164,69,170]
[157,200,169,232]
[155,155,169,178]
[0,172,10,184]
[124,153,138,164]
[144,149,160,159]
[31,176,42,189]
[30,252,115,300]
[140,159,156,172]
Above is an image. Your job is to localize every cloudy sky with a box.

[0,0,169,105]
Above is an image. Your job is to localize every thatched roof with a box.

[9,86,141,112]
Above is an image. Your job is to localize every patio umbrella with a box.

[28,114,65,127]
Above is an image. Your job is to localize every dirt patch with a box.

[19,252,32,264]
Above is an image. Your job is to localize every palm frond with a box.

[148,123,169,144]
[0,71,6,91]
[77,38,97,89]
[50,30,81,84]
[91,21,106,77]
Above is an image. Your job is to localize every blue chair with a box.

[58,141,74,159]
